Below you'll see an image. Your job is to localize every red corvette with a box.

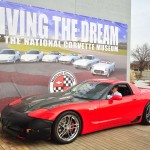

[1,79,150,144]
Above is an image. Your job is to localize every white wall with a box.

[7,0,130,24]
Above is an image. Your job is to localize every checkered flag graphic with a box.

[53,75,73,92]
[53,87,64,92]
[63,75,73,87]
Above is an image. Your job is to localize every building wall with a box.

[6,0,130,24]
[6,0,131,80]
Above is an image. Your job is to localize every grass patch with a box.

[94,49,127,56]
[8,44,80,54]
[8,43,127,56]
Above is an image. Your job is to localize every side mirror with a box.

[109,95,122,101]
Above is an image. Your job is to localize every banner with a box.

[0,1,128,110]
[0,1,128,50]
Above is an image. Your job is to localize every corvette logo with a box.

[49,70,77,93]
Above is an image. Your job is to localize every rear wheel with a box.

[87,65,91,71]
[36,57,39,62]
[107,70,110,77]
[56,58,59,63]
[52,111,82,144]
[13,57,16,63]
[141,102,150,125]
[71,59,74,64]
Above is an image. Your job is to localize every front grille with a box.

[60,61,67,63]
[94,70,104,74]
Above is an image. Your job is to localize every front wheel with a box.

[141,102,150,125]
[52,111,82,144]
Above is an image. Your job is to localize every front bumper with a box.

[74,64,87,69]
[0,59,14,63]
[20,59,37,62]
[91,69,108,76]
[59,60,71,64]
[1,106,53,139]
[42,59,55,62]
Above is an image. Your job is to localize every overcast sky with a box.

[131,0,150,50]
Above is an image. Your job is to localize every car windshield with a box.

[50,52,59,55]
[0,50,15,54]
[84,56,93,60]
[69,81,110,100]
[27,50,39,54]
[101,61,111,64]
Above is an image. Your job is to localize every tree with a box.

[132,43,150,77]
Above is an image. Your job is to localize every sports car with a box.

[91,61,115,77]
[59,54,82,64]
[21,50,43,62]
[73,55,99,70]
[0,49,20,63]
[1,79,150,144]
[42,51,62,63]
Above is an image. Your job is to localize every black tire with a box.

[56,58,59,63]
[107,70,110,78]
[71,59,74,64]
[13,57,16,63]
[87,65,91,71]
[141,102,150,125]
[52,111,82,144]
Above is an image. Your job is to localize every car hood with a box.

[12,92,85,113]
[74,59,93,65]
[0,54,14,59]
[59,56,73,60]
[93,63,110,69]
[21,54,38,59]
[43,55,57,59]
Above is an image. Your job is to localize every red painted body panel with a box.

[27,80,150,135]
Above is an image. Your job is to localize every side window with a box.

[117,84,133,97]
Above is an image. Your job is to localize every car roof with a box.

[87,79,127,84]
[1,49,15,51]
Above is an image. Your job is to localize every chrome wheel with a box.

[141,102,150,125]
[57,114,80,142]
[146,105,150,123]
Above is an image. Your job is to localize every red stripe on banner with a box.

[0,71,113,86]
[0,97,20,112]
[0,71,49,86]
